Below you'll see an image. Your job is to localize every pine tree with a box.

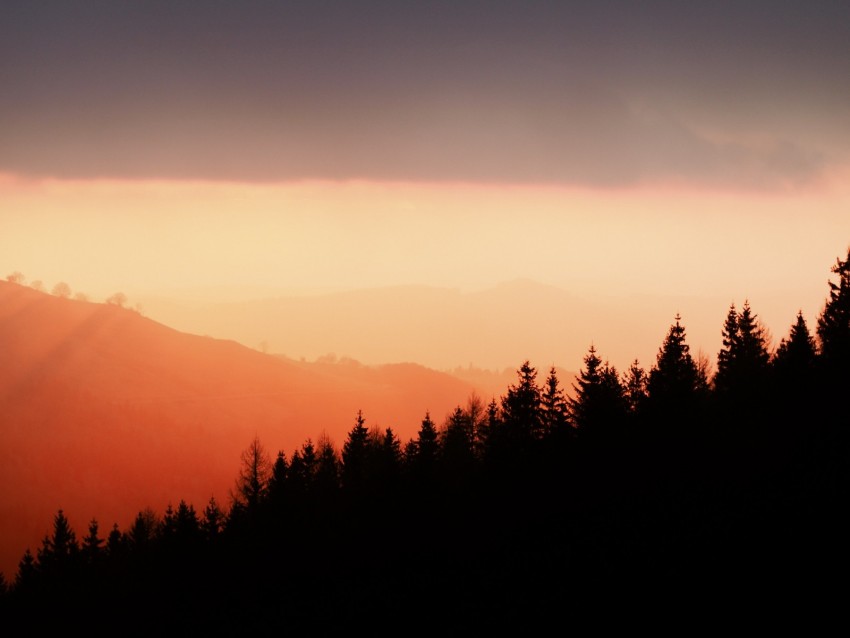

[714,300,771,398]
[160,503,177,542]
[500,360,543,442]
[441,406,476,484]
[341,410,371,491]
[774,311,817,380]
[175,500,200,543]
[201,497,224,543]
[817,249,850,375]
[648,315,699,400]
[128,508,159,553]
[268,451,289,504]
[408,412,440,486]
[623,359,648,415]
[37,509,79,575]
[106,523,124,559]
[15,549,37,593]
[288,439,317,497]
[379,427,402,483]
[568,346,626,438]
[315,432,341,497]
[81,518,103,566]
[646,315,705,429]
[714,303,739,393]
[541,366,570,440]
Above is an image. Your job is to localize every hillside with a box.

[0,281,497,579]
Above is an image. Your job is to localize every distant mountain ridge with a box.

[137,279,749,376]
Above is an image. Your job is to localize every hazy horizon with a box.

[2,1,849,377]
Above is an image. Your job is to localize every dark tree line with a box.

[3,250,850,630]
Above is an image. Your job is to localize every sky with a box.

[2,1,849,368]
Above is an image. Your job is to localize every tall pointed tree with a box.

[773,310,817,381]
[568,346,626,438]
[714,300,771,398]
[37,509,79,576]
[623,359,648,415]
[268,450,289,505]
[500,360,543,442]
[341,410,370,492]
[646,314,706,428]
[817,249,850,376]
[541,366,570,440]
[81,518,103,567]
[201,497,224,543]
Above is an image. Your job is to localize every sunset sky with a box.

[2,1,849,370]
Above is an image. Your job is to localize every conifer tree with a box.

[37,509,79,574]
[568,346,626,437]
[648,315,700,402]
[128,508,159,553]
[541,366,570,439]
[623,359,648,415]
[773,311,817,380]
[817,249,850,374]
[441,406,476,483]
[82,518,103,566]
[315,432,341,497]
[175,501,200,543]
[646,315,707,433]
[714,300,771,398]
[500,360,543,442]
[409,412,440,486]
[15,549,36,593]
[201,497,224,543]
[268,451,289,504]
[379,427,403,483]
[342,410,371,491]
[106,523,124,559]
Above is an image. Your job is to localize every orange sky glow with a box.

[3,170,849,373]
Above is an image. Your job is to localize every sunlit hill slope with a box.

[0,281,504,579]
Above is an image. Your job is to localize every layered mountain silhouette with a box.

[0,281,516,578]
[138,280,749,373]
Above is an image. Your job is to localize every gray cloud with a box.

[1,1,847,187]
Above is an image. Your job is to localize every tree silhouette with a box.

[568,345,626,438]
[15,549,36,593]
[288,439,317,498]
[314,432,341,498]
[51,282,72,298]
[500,361,543,442]
[81,518,103,567]
[773,310,817,383]
[233,436,271,510]
[37,510,78,576]
[106,292,127,307]
[267,451,289,505]
[341,410,370,492]
[128,508,159,553]
[408,412,440,487]
[441,406,476,486]
[623,359,648,415]
[201,497,224,543]
[541,366,570,441]
[714,300,771,399]
[646,314,707,433]
[817,249,850,375]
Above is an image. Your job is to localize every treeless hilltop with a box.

[0,280,488,579]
